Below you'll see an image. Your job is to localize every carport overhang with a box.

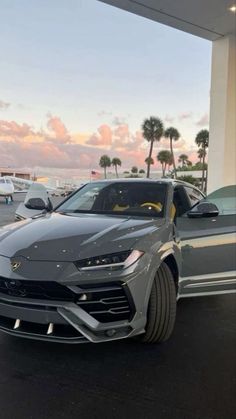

[99,1,236,192]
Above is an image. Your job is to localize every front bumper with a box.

[0,256,151,344]
[0,282,139,343]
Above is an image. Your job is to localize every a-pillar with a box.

[207,35,236,193]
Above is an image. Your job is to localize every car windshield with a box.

[56,181,168,218]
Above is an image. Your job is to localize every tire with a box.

[141,262,177,343]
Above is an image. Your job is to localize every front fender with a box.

[136,236,181,320]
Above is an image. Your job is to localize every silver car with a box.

[0,179,235,344]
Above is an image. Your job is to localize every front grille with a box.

[0,314,83,340]
[76,283,135,323]
[0,277,75,302]
[0,277,135,324]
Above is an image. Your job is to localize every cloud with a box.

[185,151,199,164]
[0,114,198,172]
[87,124,112,146]
[119,149,147,167]
[178,112,192,121]
[98,124,113,144]
[97,110,113,117]
[112,116,127,126]
[111,124,130,150]
[0,141,69,168]
[87,124,143,156]
[110,128,147,168]
[0,120,33,138]
[0,100,10,110]
[16,103,28,110]
[164,115,174,123]
[87,133,102,146]
[47,115,71,143]
[71,132,90,145]
[0,116,90,169]
[114,123,129,140]
[0,138,97,170]
[160,137,187,150]
[172,138,186,150]
[196,113,209,127]
[0,117,147,170]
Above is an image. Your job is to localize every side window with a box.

[173,186,191,217]
[184,186,204,209]
[206,185,236,215]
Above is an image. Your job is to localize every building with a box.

[0,168,31,180]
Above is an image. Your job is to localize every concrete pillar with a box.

[207,35,236,193]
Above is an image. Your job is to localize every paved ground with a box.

[0,195,235,419]
[0,193,23,227]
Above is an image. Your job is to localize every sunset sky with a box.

[0,0,211,176]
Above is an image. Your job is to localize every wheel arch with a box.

[162,254,179,291]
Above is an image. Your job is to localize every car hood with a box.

[0,212,164,261]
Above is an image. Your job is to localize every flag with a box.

[90,170,101,179]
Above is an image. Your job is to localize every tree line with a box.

[99,156,121,179]
[99,116,209,191]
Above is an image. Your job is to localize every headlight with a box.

[75,249,144,271]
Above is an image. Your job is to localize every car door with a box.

[176,185,236,297]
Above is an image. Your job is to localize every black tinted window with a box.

[184,186,204,208]
[57,182,167,218]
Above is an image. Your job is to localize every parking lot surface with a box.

[0,194,235,419]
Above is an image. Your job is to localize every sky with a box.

[0,0,211,178]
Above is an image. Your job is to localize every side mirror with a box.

[25,197,50,211]
[15,183,53,221]
[187,202,219,218]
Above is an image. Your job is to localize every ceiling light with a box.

[229,5,236,12]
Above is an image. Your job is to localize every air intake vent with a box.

[76,282,135,323]
[0,277,75,302]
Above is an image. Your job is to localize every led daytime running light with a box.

[76,250,144,271]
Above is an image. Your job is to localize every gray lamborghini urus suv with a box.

[0,179,235,344]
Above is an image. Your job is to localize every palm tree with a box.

[142,117,164,178]
[178,154,188,168]
[145,157,154,168]
[131,166,138,174]
[111,157,121,178]
[167,154,174,173]
[197,148,206,164]
[157,150,172,177]
[164,127,180,178]
[99,155,111,179]
[195,129,209,191]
